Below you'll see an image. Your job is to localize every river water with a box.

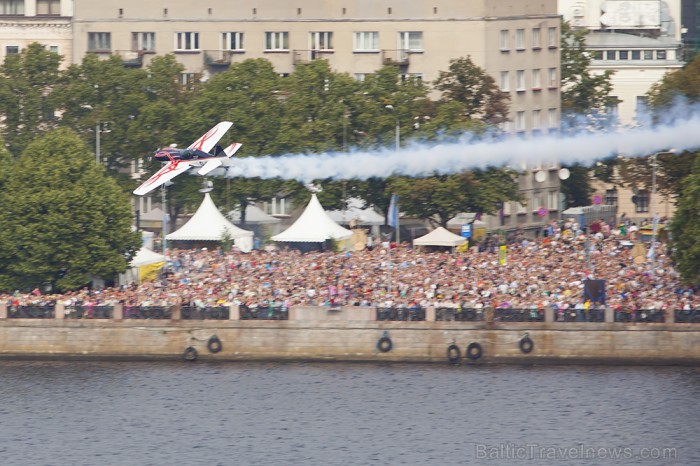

[0,360,696,466]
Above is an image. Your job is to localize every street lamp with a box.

[385,105,399,152]
[649,148,676,274]
[95,122,111,164]
[382,232,392,294]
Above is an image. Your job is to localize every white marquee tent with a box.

[227,204,281,225]
[327,198,385,226]
[119,247,166,285]
[272,194,353,243]
[413,226,467,248]
[166,193,253,252]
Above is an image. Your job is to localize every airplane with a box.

[133,121,242,196]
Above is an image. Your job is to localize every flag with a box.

[388,194,398,229]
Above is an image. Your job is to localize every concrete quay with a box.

[0,303,698,364]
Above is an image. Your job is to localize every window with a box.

[400,73,423,82]
[656,50,666,60]
[37,0,59,15]
[516,111,526,131]
[532,27,541,49]
[548,68,557,88]
[619,50,628,60]
[532,193,543,211]
[548,192,559,210]
[515,29,525,50]
[593,51,603,60]
[605,189,618,206]
[532,109,541,129]
[548,27,557,47]
[132,32,155,52]
[631,50,641,60]
[643,50,653,60]
[548,108,558,128]
[310,31,333,50]
[399,31,423,51]
[606,96,619,116]
[222,32,244,51]
[175,32,199,51]
[265,32,289,51]
[5,45,19,55]
[354,73,368,81]
[88,32,111,52]
[516,70,525,91]
[532,69,541,89]
[499,71,509,91]
[47,45,58,54]
[636,96,649,116]
[499,30,509,51]
[0,0,24,14]
[180,72,197,86]
[606,50,616,60]
[635,190,649,213]
[353,31,378,51]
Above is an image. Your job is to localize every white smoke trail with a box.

[222,114,700,182]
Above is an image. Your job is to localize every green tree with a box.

[389,168,521,227]
[0,42,62,155]
[432,56,510,128]
[560,163,595,207]
[0,129,141,292]
[559,20,617,204]
[670,156,700,284]
[560,20,617,130]
[647,52,700,111]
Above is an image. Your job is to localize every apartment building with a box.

[0,0,72,66]
[559,0,684,126]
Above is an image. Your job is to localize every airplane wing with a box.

[199,142,243,175]
[187,121,233,154]
[223,142,242,157]
[133,161,194,196]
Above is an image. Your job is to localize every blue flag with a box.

[388,194,399,228]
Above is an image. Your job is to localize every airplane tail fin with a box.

[223,143,243,157]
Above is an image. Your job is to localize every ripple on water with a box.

[0,361,697,465]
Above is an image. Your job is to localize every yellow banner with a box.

[499,245,507,265]
[139,262,164,283]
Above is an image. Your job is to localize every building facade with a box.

[559,0,684,125]
[70,0,563,233]
[0,0,72,67]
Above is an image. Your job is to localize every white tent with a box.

[166,193,253,252]
[119,247,166,285]
[130,247,166,267]
[327,198,385,226]
[413,226,467,247]
[447,212,487,230]
[227,204,281,225]
[272,193,353,243]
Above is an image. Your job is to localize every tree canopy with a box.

[0,129,141,291]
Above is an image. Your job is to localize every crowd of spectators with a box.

[2,218,698,317]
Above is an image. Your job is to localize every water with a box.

[0,360,696,466]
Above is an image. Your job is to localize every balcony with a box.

[114,50,144,67]
[292,49,333,65]
[382,49,410,67]
[204,50,235,67]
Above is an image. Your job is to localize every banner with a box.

[387,194,398,229]
[139,262,164,283]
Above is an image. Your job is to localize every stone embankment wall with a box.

[0,303,697,364]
